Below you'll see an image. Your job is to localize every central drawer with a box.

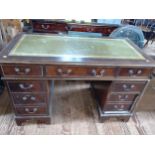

[46,65,115,77]
[7,81,46,92]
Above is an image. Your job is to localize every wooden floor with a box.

[1,80,155,135]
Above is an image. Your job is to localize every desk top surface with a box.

[0,33,153,67]
[9,34,145,60]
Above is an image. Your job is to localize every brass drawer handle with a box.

[22,95,36,101]
[128,69,134,76]
[57,68,72,76]
[41,24,50,29]
[87,27,94,31]
[19,84,34,90]
[91,69,97,76]
[118,95,129,101]
[123,84,135,91]
[25,108,38,114]
[91,69,105,77]
[14,67,31,75]
[137,69,142,75]
[114,105,124,110]
[65,26,69,31]
[128,69,142,76]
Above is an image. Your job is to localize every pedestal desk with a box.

[0,33,154,125]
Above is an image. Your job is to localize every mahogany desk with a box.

[31,19,119,36]
[0,33,154,125]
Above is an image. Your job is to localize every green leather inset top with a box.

[10,34,145,60]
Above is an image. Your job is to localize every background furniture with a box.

[31,19,120,36]
[122,19,155,46]
[110,25,145,48]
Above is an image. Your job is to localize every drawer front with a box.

[11,93,46,105]
[2,65,43,76]
[15,106,48,116]
[46,65,115,77]
[119,68,151,77]
[108,93,138,102]
[95,27,114,35]
[103,103,132,111]
[33,23,67,32]
[112,81,146,92]
[69,25,94,32]
[69,25,117,35]
[7,81,46,92]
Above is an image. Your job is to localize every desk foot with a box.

[15,116,51,126]
[99,115,130,123]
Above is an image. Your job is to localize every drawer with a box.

[33,23,67,32]
[46,65,115,77]
[69,25,90,32]
[11,93,46,105]
[111,81,146,92]
[118,68,151,77]
[107,93,138,102]
[2,65,43,76]
[103,103,132,111]
[7,81,46,92]
[15,105,48,116]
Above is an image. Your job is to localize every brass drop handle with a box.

[19,84,34,90]
[30,96,36,101]
[118,95,129,101]
[123,84,135,91]
[137,69,142,75]
[91,69,97,76]
[87,27,94,31]
[14,67,31,75]
[22,96,28,101]
[100,69,105,76]
[41,24,50,29]
[114,105,124,110]
[25,108,38,114]
[128,69,142,76]
[128,69,134,76]
[22,95,36,101]
[57,68,72,75]
[65,26,69,31]
[91,69,105,76]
